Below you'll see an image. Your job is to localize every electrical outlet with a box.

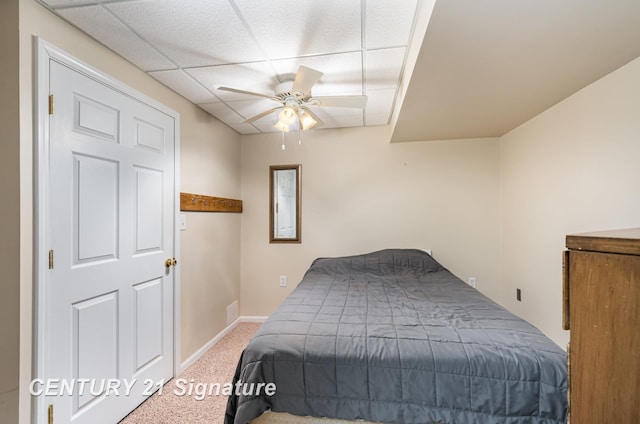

[468,277,476,288]
[279,275,287,287]
[516,288,522,302]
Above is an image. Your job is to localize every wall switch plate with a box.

[468,277,476,288]
[279,275,287,287]
[179,214,187,231]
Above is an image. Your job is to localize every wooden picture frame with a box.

[269,164,301,243]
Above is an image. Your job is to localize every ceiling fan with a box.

[217,66,368,131]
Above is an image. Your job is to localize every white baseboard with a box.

[179,319,240,372]
[239,316,268,323]
[179,315,268,373]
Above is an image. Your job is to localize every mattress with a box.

[226,249,567,424]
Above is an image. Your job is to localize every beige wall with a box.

[240,127,501,316]
[0,0,20,422]
[16,1,241,422]
[179,122,242,359]
[500,55,640,347]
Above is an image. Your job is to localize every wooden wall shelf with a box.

[180,192,242,213]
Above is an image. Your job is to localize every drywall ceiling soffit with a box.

[391,0,640,142]
[36,0,422,135]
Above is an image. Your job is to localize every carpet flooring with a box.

[120,322,261,424]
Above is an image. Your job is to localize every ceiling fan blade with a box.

[313,95,368,109]
[216,86,274,99]
[245,107,281,123]
[291,66,323,96]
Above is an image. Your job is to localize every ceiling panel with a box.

[229,123,261,134]
[38,0,420,135]
[252,121,283,133]
[199,102,246,125]
[233,0,362,60]
[365,0,419,49]
[312,107,364,128]
[106,0,266,68]
[365,89,396,125]
[44,0,95,6]
[58,5,176,71]
[149,70,218,104]
[365,48,406,90]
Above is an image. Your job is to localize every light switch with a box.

[179,214,187,231]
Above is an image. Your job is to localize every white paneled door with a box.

[42,57,177,423]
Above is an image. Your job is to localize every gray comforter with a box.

[226,249,567,423]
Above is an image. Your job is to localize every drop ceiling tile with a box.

[187,63,279,102]
[42,0,96,7]
[106,0,265,68]
[150,70,218,104]
[252,122,281,133]
[199,103,245,125]
[229,123,261,135]
[58,5,176,71]
[271,52,363,96]
[366,0,419,49]
[43,0,420,134]
[366,48,406,90]
[234,0,362,59]
[311,107,364,128]
[365,89,396,125]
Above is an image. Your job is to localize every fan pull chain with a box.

[281,131,286,151]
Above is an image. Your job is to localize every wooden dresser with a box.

[563,228,640,423]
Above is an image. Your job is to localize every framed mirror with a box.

[270,164,301,243]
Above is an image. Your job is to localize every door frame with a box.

[33,38,181,423]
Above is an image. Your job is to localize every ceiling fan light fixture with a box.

[274,119,289,132]
[278,106,297,125]
[221,66,368,133]
[299,110,318,130]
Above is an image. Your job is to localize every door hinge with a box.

[48,250,54,270]
[48,404,54,424]
[49,94,54,115]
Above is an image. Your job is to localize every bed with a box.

[225,249,567,424]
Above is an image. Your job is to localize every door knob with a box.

[165,258,177,268]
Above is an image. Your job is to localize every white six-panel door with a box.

[38,45,178,424]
